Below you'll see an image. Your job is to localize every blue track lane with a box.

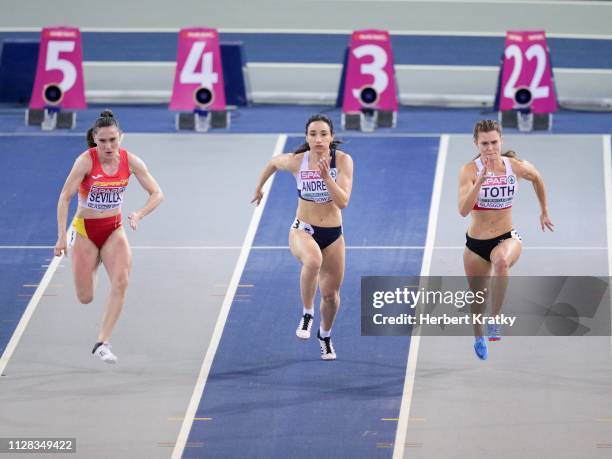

[3,106,612,135]
[183,136,439,458]
[0,136,80,358]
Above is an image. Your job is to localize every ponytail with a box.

[86,108,120,147]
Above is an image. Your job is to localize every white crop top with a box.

[295,149,338,204]
[473,156,518,210]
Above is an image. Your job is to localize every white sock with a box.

[303,307,314,316]
[319,327,331,338]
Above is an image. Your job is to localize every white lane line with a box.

[170,134,287,459]
[0,253,64,375]
[603,135,612,358]
[393,134,448,459]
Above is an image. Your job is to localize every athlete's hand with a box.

[540,213,555,232]
[54,236,67,257]
[251,189,264,206]
[477,157,490,184]
[128,211,141,230]
[318,157,331,180]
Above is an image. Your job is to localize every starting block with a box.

[176,110,230,131]
[26,107,76,130]
[170,28,230,132]
[339,30,398,132]
[27,27,86,130]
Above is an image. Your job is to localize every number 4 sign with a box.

[499,30,557,113]
[29,26,86,109]
[169,28,227,111]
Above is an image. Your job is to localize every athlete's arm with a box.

[54,153,91,256]
[320,152,353,209]
[512,159,554,231]
[251,154,297,206]
[458,162,488,217]
[127,153,164,230]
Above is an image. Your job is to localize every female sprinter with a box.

[458,119,554,360]
[54,110,164,363]
[251,114,353,360]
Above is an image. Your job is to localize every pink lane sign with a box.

[169,28,227,111]
[499,31,557,113]
[29,27,86,109]
[342,29,398,113]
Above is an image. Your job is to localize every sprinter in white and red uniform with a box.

[252,114,354,360]
[458,119,554,360]
[54,110,164,364]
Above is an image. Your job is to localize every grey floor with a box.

[0,134,278,458]
[402,135,612,458]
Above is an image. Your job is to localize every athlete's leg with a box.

[289,229,322,310]
[489,238,522,316]
[463,248,492,337]
[318,236,345,332]
[71,234,101,304]
[98,228,132,342]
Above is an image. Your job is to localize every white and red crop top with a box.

[78,148,131,211]
[295,149,338,204]
[473,156,518,210]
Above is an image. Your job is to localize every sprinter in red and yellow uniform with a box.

[55,109,164,364]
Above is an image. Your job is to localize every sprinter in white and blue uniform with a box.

[252,114,354,361]
[458,120,554,360]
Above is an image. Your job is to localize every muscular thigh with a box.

[72,233,100,280]
[463,248,491,293]
[100,228,132,278]
[490,238,522,267]
[289,228,321,264]
[319,236,345,293]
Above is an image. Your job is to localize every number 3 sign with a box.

[169,28,227,111]
[499,31,557,113]
[29,27,86,109]
[342,29,398,113]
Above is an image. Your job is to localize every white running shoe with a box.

[92,342,117,364]
[317,330,336,361]
[296,313,313,339]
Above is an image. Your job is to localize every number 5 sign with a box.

[169,28,226,111]
[499,31,557,113]
[29,27,86,109]
[342,29,398,113]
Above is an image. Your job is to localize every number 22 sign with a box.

[499,30,557,113]
[169,28,226,111]
[29,27,86,109]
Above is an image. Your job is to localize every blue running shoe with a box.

[474,336,488,360]
[487,323,501,342]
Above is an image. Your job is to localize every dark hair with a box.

[471,119,520,160]
[86,109,120,148]
[294,113,343,154]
